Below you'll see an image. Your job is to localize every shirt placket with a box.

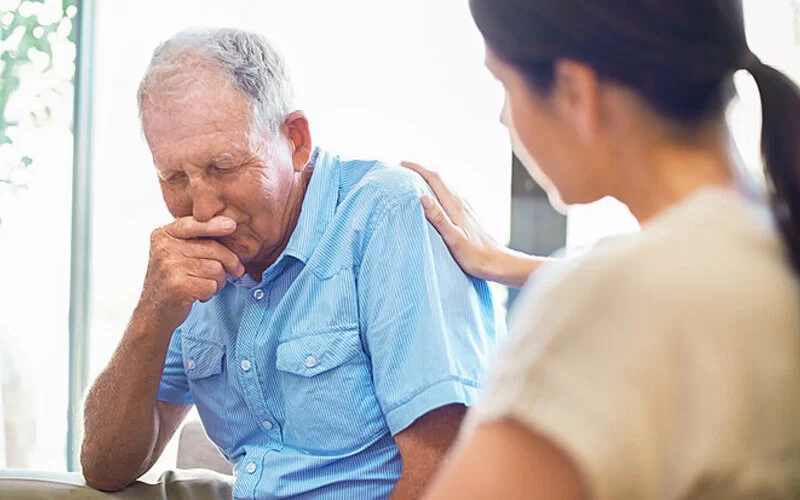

[236,268,285,454]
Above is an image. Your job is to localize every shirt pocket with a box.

[182,335,233,454]
[275,328,386,454]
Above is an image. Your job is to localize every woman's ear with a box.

[282,111,313,171]
[552,59,602,143]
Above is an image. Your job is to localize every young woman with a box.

[408,1,800,499]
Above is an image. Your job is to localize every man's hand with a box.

[82,216,243,491]
[139,215,245,330]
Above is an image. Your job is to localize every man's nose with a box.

[188,179,226,223]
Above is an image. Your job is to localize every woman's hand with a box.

[401,161,546,288]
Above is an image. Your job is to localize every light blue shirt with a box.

[158,149,500,499]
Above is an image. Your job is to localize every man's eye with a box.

[210,163,238,174]
[162,172,187,184]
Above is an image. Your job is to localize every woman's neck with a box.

[615,125,738,225]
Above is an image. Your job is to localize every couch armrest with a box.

[176,419,233,476]
[0,468,233,499]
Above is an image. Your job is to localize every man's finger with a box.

[182,240,245,278]
[183,276,220,303]
[167,216,237,240]
[188,259,229,294]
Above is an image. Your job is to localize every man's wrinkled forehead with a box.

[141,52,229,108]
[142,69,252,158]
[143,56,249,127]
[142,90,249,142]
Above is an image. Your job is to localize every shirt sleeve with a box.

[157,323,194,405]
[357,193,499,436]
[468,254,685,500]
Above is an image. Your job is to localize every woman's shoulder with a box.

[517,189,798,335]
[480,189,800,500]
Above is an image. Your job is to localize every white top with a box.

[467,188,800,499]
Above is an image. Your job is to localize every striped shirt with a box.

[157,148,500,499]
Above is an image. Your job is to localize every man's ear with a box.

[282,111,313,172]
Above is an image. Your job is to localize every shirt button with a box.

[252,289,265,300]
[262,420,273,430]
[241,359,252,372]
[245,462,257,474]
[304,356,317,368]
[186,359,195,370]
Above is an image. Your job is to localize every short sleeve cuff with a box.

[384,377,481,435]
[157,381,194,406]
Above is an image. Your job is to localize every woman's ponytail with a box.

[744,53,800,271]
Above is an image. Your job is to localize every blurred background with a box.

[0,0,798,475]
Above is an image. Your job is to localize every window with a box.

[0,0,78,470]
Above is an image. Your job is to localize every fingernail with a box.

[221,218,235,230]
[421,195,434,210]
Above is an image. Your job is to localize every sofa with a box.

[0,420,234,499]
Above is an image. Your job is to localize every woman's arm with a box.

[401,162,552,288]
[423,419,587,500]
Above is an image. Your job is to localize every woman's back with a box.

[469,187,800,499]
[417,1,800,498]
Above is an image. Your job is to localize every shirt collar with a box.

[283,147,340,263]
[226,148,340,287]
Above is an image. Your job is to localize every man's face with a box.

[142,64,306,275]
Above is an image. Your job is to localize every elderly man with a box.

[81,28,498,499]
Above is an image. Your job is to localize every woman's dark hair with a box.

[471,0,800,271]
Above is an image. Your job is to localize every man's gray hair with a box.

[137,28,293,135]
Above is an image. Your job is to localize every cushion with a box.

[0,468,233,499]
